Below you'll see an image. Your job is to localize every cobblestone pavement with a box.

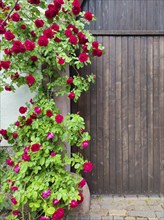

[66,195,164,220]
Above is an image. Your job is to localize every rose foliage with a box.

[0,0,104,219]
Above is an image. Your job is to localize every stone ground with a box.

[66,195,164,220]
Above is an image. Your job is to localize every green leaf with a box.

[47,207,56,215]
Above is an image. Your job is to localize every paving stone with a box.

[155,212,164,218]
[79,214,90,220]
[89,215,101,220]
[91,208,108,216]
[113,216,124,220]
[109,210,127,216]
[149,218,160,220]
[102,216,114,220]
[151,206,164,211]
[128,211,156,218]
[125,217,136,220]
[136,218,147,220]
[66,214,79,220]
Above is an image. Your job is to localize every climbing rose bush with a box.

[0,0,104,219]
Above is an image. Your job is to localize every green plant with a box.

[0,0,104,219]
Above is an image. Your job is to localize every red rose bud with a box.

[43,28,54,39]
[34,19,44,28]
[46,132,54,139]
[41,189,51,198]
[77,193,84,204]
[51,23,59,31]
[40,217,50,220]
[78,178,86,188]
[58,57,65,65]
[52,208,65,219]
[20,24,26,29]
[55,114,64,123]
[6,158,14,166]
[30,113,37,120]
[70,200,79,208]
[69,35,78,45]
[30,98,34,104]
[79,53,88,62]
[68,91,75,99]
[1,60,11,69]
[52,198,60,205]
[22,154,30,161]
[46,110,53,117]
[34,106,42,114]
[31,143,41,152]
[4,48,12,56]
[24,147,30,154]
[12,210,20,216]
[11,197,17,205]
[54,37,61,43]
[11,72,19,80]
[13,164,20,173]
[5,86,12,91]
[26,74,35,87]
[83,161,93,173]
[4,30,15,41]
[15,4,21,11]
[50,152,56,157]
[82,140,89,148]
[38,35,49,47]
[66,77,73,84]
[30,56,38,62]
[19,106,27,114]
[84,11,93,21]
[30,31,36,37]
[15,121,20,126]
[10,186,18,191]
[11,13,20,22]
[13,133,18,139]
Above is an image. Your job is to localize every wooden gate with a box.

[72,0,164,194]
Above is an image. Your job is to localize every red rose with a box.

[11,13,20,22]
[58,57,65,65]
[82,44,88,52]
[6,158,14,166]
[30,56,38,62]
[22,154,30,161]
[72,0,81,7]
[24,40,35,51]
[38,35,49,47]
[1,61,11,69]
[52,208,65,219]
[46,110,53,117]
[83,161,93,172]
[31,31,36,37]
[77,193,84,204]
[72,6,81,16]
[26,74,35,87]
[79,53,88,62]
[51,23,59,31]
[31,143,41,152]
[30,113,37,120]
[78,32,88,44]
[78,178,86,188]
[97,49,103,57]
[69,35,78,45]
[66,77,73,84]
[54,0,64,9]
[67,24,79,33]
[13,133,18,139]
[92,41,99,49]
[50,152,56,157]
[20,24,26,29]
[55,114,64,123]
[84,11,93,21]
[15,121,20,126]
[15,4,21,11]
[65,29,72,37]
[11,72,19,80]
[4,30,15,40]
[68,91,75,99]
[52,198,60,206]
[19,106,27,114]
[40,217,50,220]
[44,28,54,39]
[70,200,79,208]
[82,140,89,148]
[11,40,26,54]
[13,164,20,173]
[4,48,12,56]
[26,118,33,125]
[28,0,40,4]
[34,19,44,28]
[12,210,20,216]
[0,25,5,35]
[5,85,12,91]
[0,129,7,136]
[34,106,42,114]
[45,7,59,20]
[11,197,17,205]
[54,37,61,43]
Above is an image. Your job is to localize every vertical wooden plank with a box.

[96,36,104,193]
[102,0,109,30]
[109,36,116,193]
[159,36,164,194]
[103,36,110,193]
[153,37,160,193]
[95,0,102,30]
[133,0,141,30]
[89,52,97,194]
[147,37,154,194]
[140,37,148,193]
[159,0,164,31]
[140,0,147,30]
[88,0,96,30]
[115,37,122,194]
[147,0,155,30]
[134,37,142,193]
[128,37,135,193]
[121,37,129,193]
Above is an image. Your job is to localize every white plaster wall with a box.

[0,86,35,146]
